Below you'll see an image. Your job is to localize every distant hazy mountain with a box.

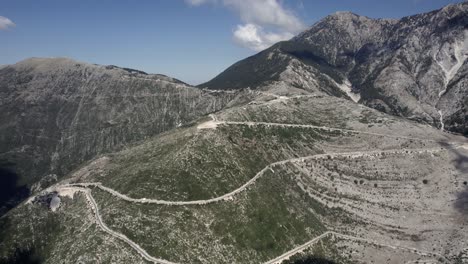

[0,57,234,214]
[201,3,468,135]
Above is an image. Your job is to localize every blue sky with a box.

[0,0,464,84]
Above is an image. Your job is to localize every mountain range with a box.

[202,3,468,135]
[1,3,468,264]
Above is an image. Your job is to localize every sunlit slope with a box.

[1,90,467,263]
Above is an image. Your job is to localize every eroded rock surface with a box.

[0,57,235,212]
[201,2,468,135]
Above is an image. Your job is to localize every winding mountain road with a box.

[264,231,449,264]
[51,115,466,263]
[199,115,463,146]
[56,146,454,264]
[59,186,177,264]
[57,185,450,264]
[65,147,443,206]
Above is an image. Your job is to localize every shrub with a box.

[423,179,429,184]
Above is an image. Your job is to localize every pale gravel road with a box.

[65,147,443,206]
[264,231,449,264]
[52,116,466,263]
[60,186,177,264]
[57,185,450,264]
[201,119,455,144]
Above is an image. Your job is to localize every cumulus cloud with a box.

[186,0,305,51]
[0,16,15,30]
[233,23,294,51]
[224,0,304,32]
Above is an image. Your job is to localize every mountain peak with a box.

[323,10,397,24]
[329,11,362,19]
[441,1,468,12]
[201,2,468,135]
[439,1,468,20]
[16,56,80,65]
[13,57,90,69]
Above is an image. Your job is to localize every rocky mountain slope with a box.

[200,2,468,135]
[1,3,468,264]
[1,87,467,263]
[0,57,236,215]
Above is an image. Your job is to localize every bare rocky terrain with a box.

[1,88,467,263]
[201,2,468,136]
[1,3,468,264]
[0,57,236,214]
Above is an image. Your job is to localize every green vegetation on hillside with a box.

[89,125,331,201]
[94,166,331,263]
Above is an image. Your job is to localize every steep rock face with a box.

[199,43,351,100]
[292,11,396,69]
[199,12,396,95]
[201,3,468,135]
[2,88,467,264]
[351,3,468,132]
[0,58,234,211]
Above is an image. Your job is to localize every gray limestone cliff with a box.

[0,57,234,212]
[201,3,468,135]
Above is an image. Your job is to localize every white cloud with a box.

[186,0,305,51]
[233,23,293,51]
[224,0,304,32]
[0,16,15,30]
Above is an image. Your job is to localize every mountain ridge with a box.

[200,2,468,135]
[1,3,468,264]
[0,57,236,215]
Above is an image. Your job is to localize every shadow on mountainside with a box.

[454,186,468,216]
[290,256,336,264]
[0,247,42,264]
[438,141,468,216]
[0,218,41,264]
[440,141,468,174]
[0,160,30,216]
